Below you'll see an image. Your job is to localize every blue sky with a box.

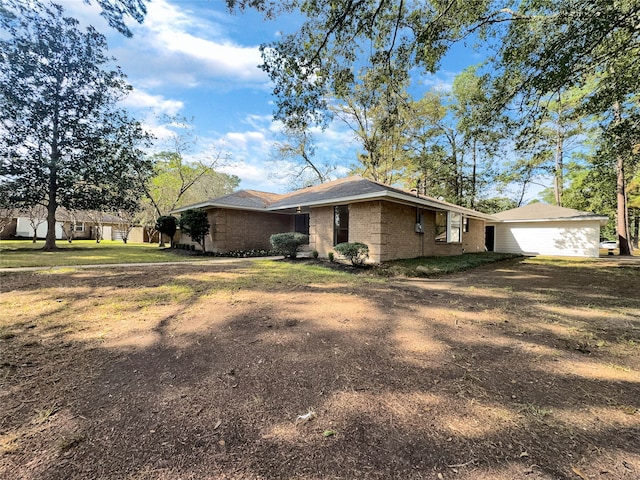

[62,0,498,194]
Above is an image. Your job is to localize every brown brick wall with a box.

[205,208,293,252]
[182,202,486,259]
[349,202,384,262]
[309,206,334,256]
[378,202,423,261]
[462,218,486,253]
[310,201,486,262]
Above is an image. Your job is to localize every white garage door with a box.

[101,226,112,241]
[495,220,601,258]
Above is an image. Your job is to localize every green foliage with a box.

[475,197,518,215]
[493,0,640,252]
[379,253,520,278]
[178,209,210,252]
[269,232,308,259]
[252,0,496,129]
[155,215,177,246]
[328,251,335,262]
[334,242,369,266]
[0,2,152,250]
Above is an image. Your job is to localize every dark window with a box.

[463,217,470,233]
[295,214,309,236]
[435,211,462,243]
[435,211,447,242]
[334,205,349,245]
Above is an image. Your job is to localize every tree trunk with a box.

[44,78,61,251]
[43,198,57,250]
[471,138,477,209]
[554,97,564,206]
[613,101,631,256]
[43,166,58,251]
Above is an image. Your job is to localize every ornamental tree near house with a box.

[155,215,177,248]
[0,2,152,251]
[178,209,210,252]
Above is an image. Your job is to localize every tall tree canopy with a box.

[14,0,148,37]
[0,1,152,250]
[494,0,640,253]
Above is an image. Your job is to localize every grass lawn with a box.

[379,251,521,276]
[0,239,209,268]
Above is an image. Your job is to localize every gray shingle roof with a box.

[493,203,608,222]
[270,176,397,208]
[204,190,282,209]
[173,176,497,220]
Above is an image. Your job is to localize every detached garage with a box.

[487,204,609,258]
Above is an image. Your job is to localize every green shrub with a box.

[270,232,309,258]
[334,242,369,266]
[328,252,334,262]
[312,249,319,259]
[178,209,210,252]
[155,215,177,247]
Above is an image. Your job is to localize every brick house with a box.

[173,176,495,263]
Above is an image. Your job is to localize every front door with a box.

[295,213,310,236]
[485,225,495,252]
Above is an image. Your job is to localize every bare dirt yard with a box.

[1,257,639,479]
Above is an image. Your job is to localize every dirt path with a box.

[1,258,639,479]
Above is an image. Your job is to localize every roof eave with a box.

[171,203,271,214]
[496,216,609,224]
[269,190,497,221]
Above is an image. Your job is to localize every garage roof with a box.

[493,204,609,224]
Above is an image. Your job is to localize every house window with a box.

[463,217,470,233]
[449,212,461,243]
[334,205,349,245]
[74,223,84,232]
[435,211,462,243]
[435,212,447,242]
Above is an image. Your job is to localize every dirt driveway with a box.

[1,258,639,479]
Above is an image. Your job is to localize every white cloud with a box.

[119,0,267,88]
[121,89,184,116]
[415,69,459,92]
[225,131,268,150]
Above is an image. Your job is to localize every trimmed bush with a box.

[270,232,309,259]
[334,242,369,266]
[328,252,334,262]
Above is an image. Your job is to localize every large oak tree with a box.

[0,1,152,250]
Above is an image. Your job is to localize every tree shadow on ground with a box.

[1,259,638,479]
